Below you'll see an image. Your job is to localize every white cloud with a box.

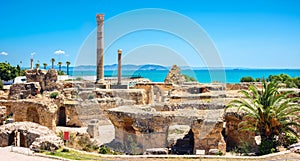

[31,52,36,56]
[54,50,65,55]
[0,51,8,56]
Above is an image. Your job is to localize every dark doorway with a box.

[20,132,26,147]
[57,107,66,126]
[27,107,39,123]
[171,129,194,154]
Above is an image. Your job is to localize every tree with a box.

[43,63,48,70]
[58,62,63,72]
[240,76,255,82]
[66,61,71,75]
[0,62,19,81]
[51,58,55,69]
[227,81,300,155]
[35,63,40,69]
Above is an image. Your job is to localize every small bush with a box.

[240,76,255,82]
[0,81,3,90]
[75,77,83,81]
[58,71,65,75]
[87,93,95,100]
[183,74,197,82]
[50,92,59,99]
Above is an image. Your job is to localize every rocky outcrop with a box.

[164,65,185,85]
[0,122,63,151]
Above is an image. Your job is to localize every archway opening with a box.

[168,125,194,154]
[27,107,39,123]
[57,107,67,126]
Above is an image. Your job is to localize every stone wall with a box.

[107,105,225,154]
[26,69,62,92]
[9,82,41,100]
[0,99,83,129]
[0,122,63,150]
[224,112,256,151]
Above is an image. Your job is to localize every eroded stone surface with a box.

[0,122,63,151]
[164,65,185,85]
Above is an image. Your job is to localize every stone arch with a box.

[167,124,194,154]
[57,106,67,126]
[26,106,40,123]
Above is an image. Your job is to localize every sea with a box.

[68,69,300,83]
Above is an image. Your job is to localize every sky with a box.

[0,0,300,68]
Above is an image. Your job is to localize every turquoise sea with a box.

[69,69,300,83]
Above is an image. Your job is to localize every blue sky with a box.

[0,0,300,68]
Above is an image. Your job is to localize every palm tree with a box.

[43,63,47,70]
[58,62,63,72]
[35,63,40,69]
[66,61,71,75]
[227,81,300,154]
[51,58,55,69]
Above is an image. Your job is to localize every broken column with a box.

[96,14,105,84]
[117,49,122,85]
[30,58,33,69]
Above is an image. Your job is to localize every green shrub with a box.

[87,93,95,100]
[258,140,277,155]
[240,76,255,82]
[283,132,298,147]
[50,92,59,99]
[183,74,197,82]
[75,77,83,81]
[0,81,3,90]
[58,71,65,75]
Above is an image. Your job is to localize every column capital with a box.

[96,14,105,21]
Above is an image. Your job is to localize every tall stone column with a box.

[117,49,122,85]
[30,58,33,69]
[96,14,105,83]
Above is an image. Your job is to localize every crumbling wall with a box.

[26,69,62,92]
[164,65,185,85]
[9,82,41,100]
[224,112,256,151]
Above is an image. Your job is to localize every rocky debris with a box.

[289,143,300,153]
[26,69,62,92]
[9,82,41,100]
[164,65,185,85]
[0,122,63,151]
[0,106,6,124]
[208,149,220,155]
[144,148,168,155]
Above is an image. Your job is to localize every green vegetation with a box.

[0,81,3,90]
[183,74,197,82]
[240,74,300,88]
[75,77,83,81]
[51,58,55,69]
[0,62,25,81]
[44,148,101,160]
[58,71,65,75]
[43,63,48,69]
[50,92,59,99]
[227,81,300,155]
[58,62,63,71]
[267,74,300,88]
[66,61,71,75]
[240,76,255,82]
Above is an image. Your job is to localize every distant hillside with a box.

[72,64,169,71]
